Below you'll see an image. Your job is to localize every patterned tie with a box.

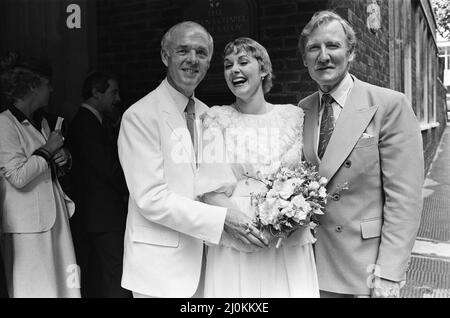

[185,98,197,161]
[318,93,335,159]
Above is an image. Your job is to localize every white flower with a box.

[308,181,320,191]
[281,207,295,218]
[258,203,273,226]
[290,177,305,187]
[272,179,295,200]
[266,189,278,198]
[278,199,290,209]
[252,164,333,234]
[291,195,311,211]
[260,201,281,225]
[266,189,280,205]
[293,209,308,222]
[318,187,327,198]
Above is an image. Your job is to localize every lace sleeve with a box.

[279,105,305,168]
[195,107,237,198]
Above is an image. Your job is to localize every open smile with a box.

[231,76,248,87]
[182,68,199,74]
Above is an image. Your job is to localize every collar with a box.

[8,105,29,124]
[163,78,195,114]
[81,103,103,124]
[318,73,354,109]
[8,105,45,131]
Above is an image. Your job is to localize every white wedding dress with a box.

[196,104,320,298]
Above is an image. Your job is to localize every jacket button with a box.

[344,160,352,168]
[335,226,343,232]
[332,193,341,201]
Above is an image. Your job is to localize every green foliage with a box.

[432,0,450,39]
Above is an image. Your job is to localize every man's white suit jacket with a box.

[118,79,227,297]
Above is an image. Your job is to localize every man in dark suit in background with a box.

[67,71,131,298]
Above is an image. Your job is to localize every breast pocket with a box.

[350,136,380,176]
[354,135,378,148]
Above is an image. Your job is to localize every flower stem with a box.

[276,237,283,249]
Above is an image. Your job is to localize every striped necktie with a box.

[185,98,197,161]
[318,93,335,159]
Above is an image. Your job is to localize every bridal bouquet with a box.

[250,162,347,248]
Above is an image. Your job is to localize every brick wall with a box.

[97,0,181,108]
[258,0,327,103]
[96,0,446,174]
[328,0,390,88]
[96,0,393,106]
[96,0,329,107]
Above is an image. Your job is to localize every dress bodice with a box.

[197,104,314,252]
[200,104,304,182]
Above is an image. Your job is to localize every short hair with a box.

[161,21,214,60]
[82,70,118,100]
[223,37,274,94]
[298,10,357,57]
[0,52,52,105]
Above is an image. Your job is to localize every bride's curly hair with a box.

[223,37,274,94]
[0,52,52,108]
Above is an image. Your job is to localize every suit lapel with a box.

[319,78,378,182]
[161,85,196,173]
[302,93,320,168]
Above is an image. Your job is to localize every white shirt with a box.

[163,79,199,155]
[163,78,196,114]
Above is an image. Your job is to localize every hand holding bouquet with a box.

[250,162,347,248]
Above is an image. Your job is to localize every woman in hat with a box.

[0,53,80,297]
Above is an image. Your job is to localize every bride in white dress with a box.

[196,37,319,297]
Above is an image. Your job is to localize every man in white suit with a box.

[117,21,267,298]
[298,11,424,298]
